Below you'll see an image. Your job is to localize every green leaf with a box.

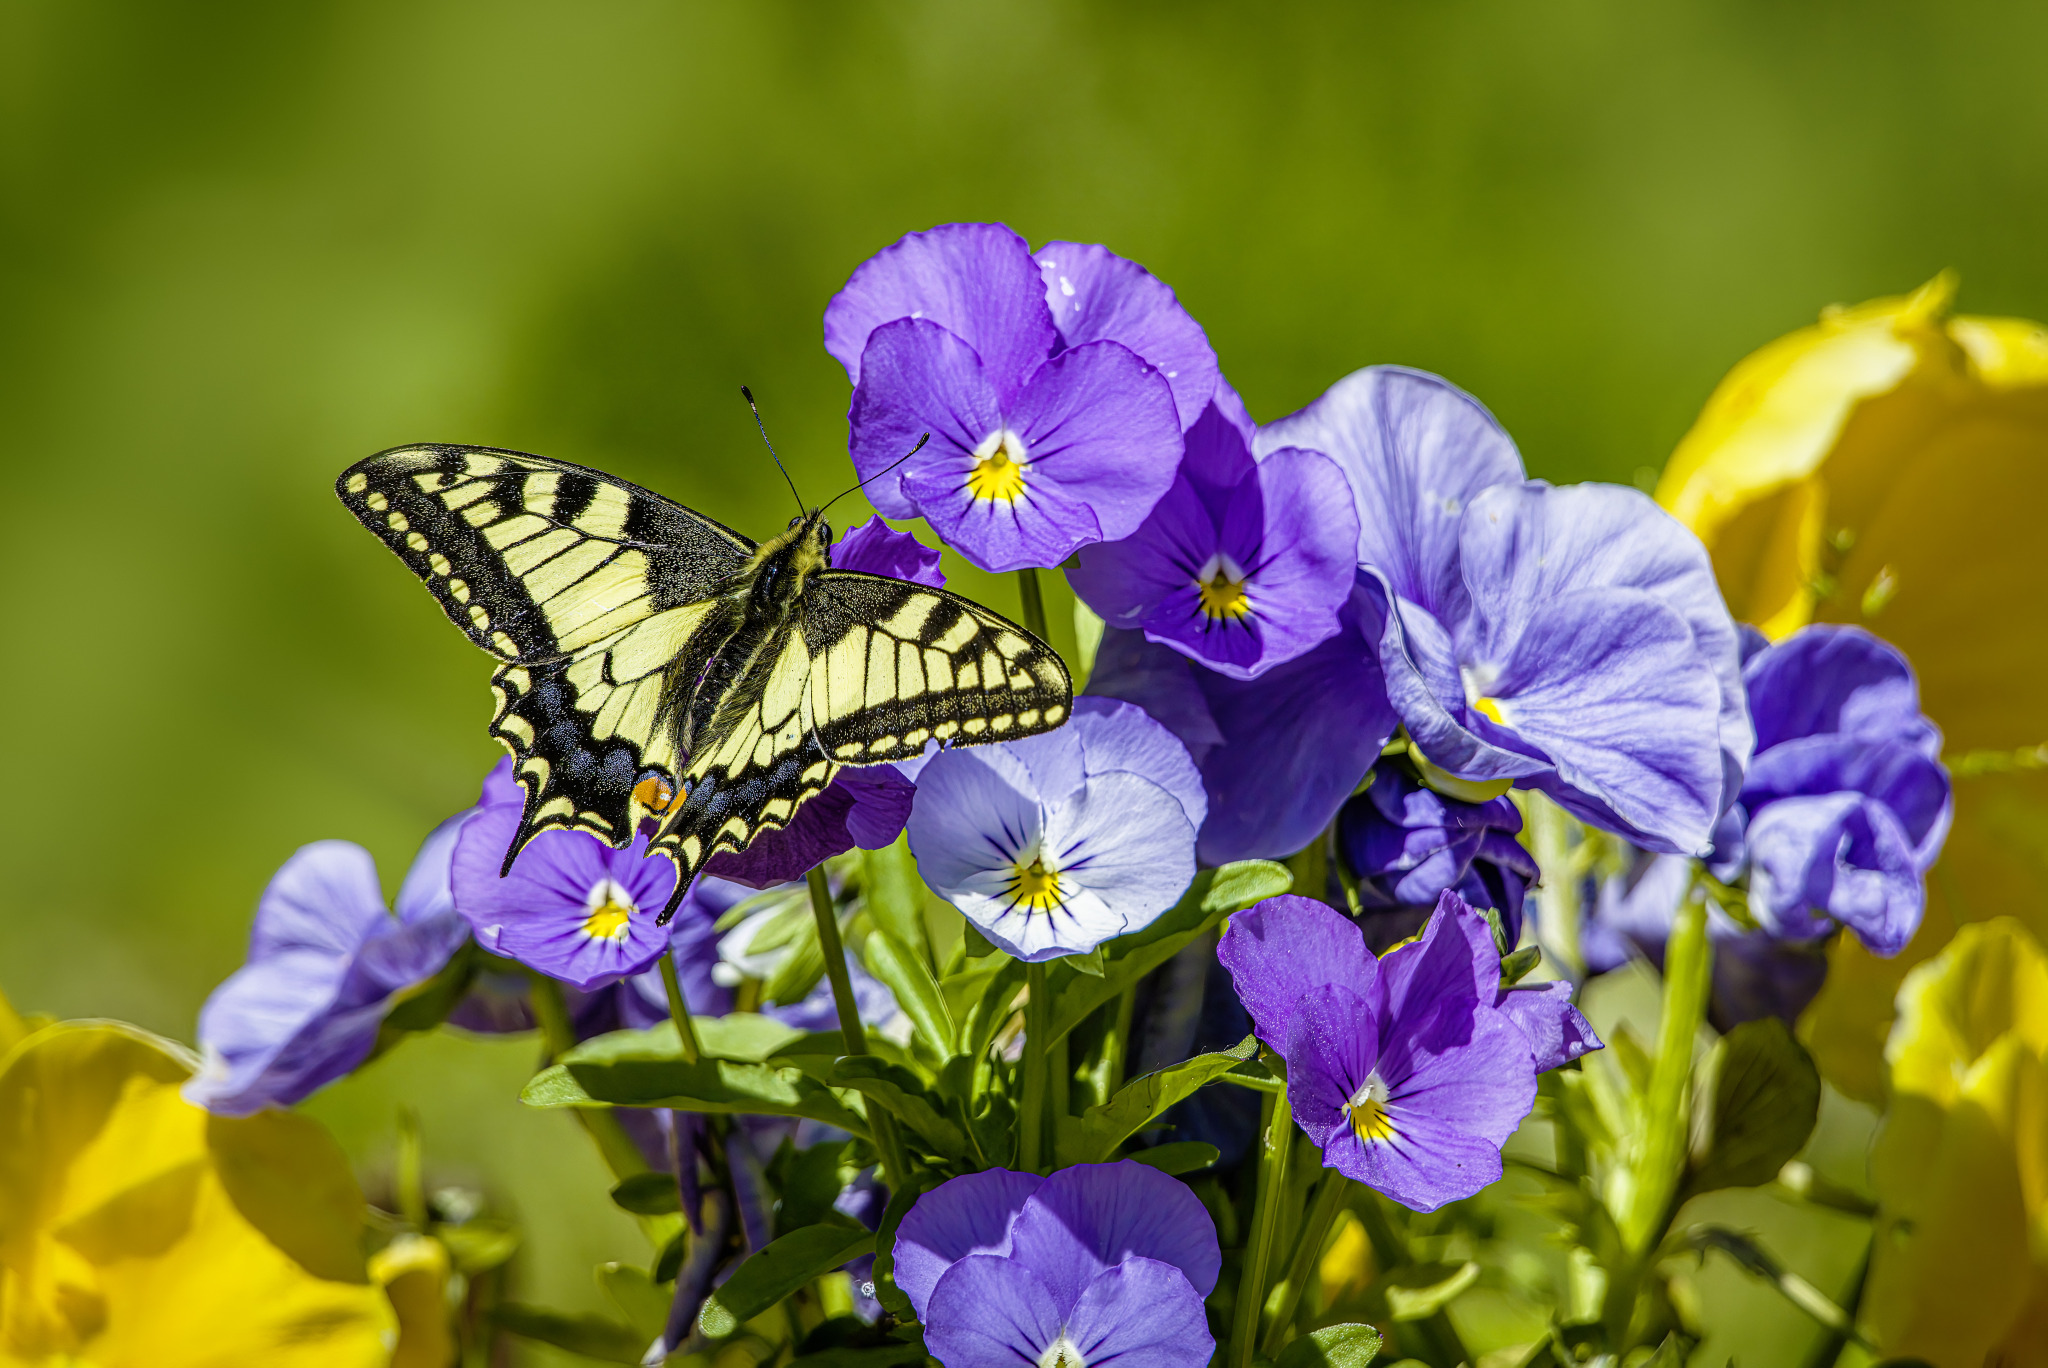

[861,839,932,968]
[523,1048,865,1134]
[438,1217,521,1275]
[866,1176,930,1321]
[597,1261,670,1341]
[699,1221,876,1338]
[608,1171,681,1216]
[765,906,827,1006]
[957,958,1027,1066]
[789,1344,931,1368]
[1126,1141,1220,1176]
[1275,1322,1385,1368]
[1382,1261,1480,1319]
[1047,861,1290,1044]
[653,1227,687,1284]
[827,1056,972,1162]
[1499,944,1542,986]
[775,1138,858,1236]
[368,942,480,1059]
[1062,1036,1258,1164]
[1685,1018,1821,1197]
[863,929,957,1056]
[491,1304,645,1362]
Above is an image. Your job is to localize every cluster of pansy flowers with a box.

[185,221,1954,1366]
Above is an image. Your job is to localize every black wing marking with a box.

[801,571,1073,763]
[336,444,753,663]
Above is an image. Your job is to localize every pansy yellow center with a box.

[582,877,637,941]
[1346,1072,1397,1144]
[1459,664,1508,725]
[967,430,1028,503]
[1037,1333,1086,1368]
[1005,855,1065,913]
[1194,552,1251,621]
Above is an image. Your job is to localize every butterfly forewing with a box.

[338,442,1077,913]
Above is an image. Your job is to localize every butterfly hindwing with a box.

[801,571,1072,762]
[337,444,753,662]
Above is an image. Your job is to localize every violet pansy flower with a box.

[186,825,470,1116]
[1085,582,1399,864]
[827,223,1192,573]
[1259,366,1752,857]
[452,759,677,991]
[906,697,1202,961]
[1337,765,1537,953]
[895,1162,1219,1368]
[1219,891,1599,1212]
[1071,393,1360,679]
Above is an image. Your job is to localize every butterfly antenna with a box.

[819,432,930,516]
[741,385,807,517]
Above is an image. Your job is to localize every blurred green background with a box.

[3,1,2044,1359]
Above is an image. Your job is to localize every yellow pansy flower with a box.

[1863,919,2048,1366]
[1656,274,2048,1100]
[0,1017,395,1367]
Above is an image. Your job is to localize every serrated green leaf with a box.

[1126,1141,1220,1176]
[864,929,957,1056]
[523,1051,865,1134]
[597,1261,670,1341]
[609,1171,681,1215]
[492,1303,645,1362]
[1685,1017,1820,1197]
[1062,1036,1257,1164]
[1046,862,1290,1044]
[699,1222,875,1338]
[1275,1322,1385,1368]
[827,1056,971,1162]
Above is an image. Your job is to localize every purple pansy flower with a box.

[826,223,1194,572]
[906,698,1202,961]
[185,825,470,1116]
[1070,393,1360,679]
[452,759,678,991]
[1729,624,1950,956]
[895,1162,1219,1368]
[1258,367,1752,856]
[1337,765,1538,953]
[1219,891,1599,1211]
[710,518,933,886]
[1085,582,1399,864]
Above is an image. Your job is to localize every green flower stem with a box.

[1624,896,1710,1254]
[806,866,912,1184]
[657,952,703,1065]
[527,970,650,1181]
[1524,794,1585,980]
[1259,1167,1351,1359]
[1016,566,1051,641]
[1228,1085,1293,1368]
[1020,961,1051,1172]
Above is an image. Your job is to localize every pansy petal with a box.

[1746,792,1925,954]
[826,222,1055,395]
[1460,480,1752,805]
[1371,577,1547,784]
[248,840,390,961]
[1006,1161,1221,1315]
[1281,982,1386,1148]
[894,1168,1043,1321]
[187,948,360,1115]
[1493,980,1603,1073]
[905,340,1183,571]
[849,318,1003,520]
[1743,624,1936,756]
[1060,1258,1216,1368]
[1377,891,1498,1027]
[1315,1095,1509,1214]
[1490,588,1727,854]
[924,1255,1064,1368]
[832,515,946,588]
[1258,366,1524,621]
[708,765,915,889]
[1035,239,1219,429]
[1068,696,1208,831]
[1217,895,1377,1049]
[1379,995,1540,1149]
[1068,472,1220,635]
[1744,737,1952,854]
[906,750,1043,900]
[394,811,468,925]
